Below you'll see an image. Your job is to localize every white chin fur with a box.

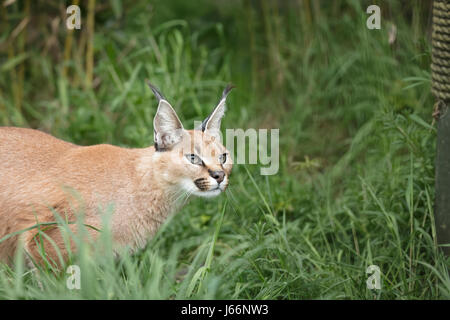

[193,188,222,198]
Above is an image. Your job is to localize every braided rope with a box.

[432,0,450,102]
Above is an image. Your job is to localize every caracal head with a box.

[147,81,234,198]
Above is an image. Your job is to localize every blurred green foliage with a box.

[0,0,448,299]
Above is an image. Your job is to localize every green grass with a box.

[0,0,449,299]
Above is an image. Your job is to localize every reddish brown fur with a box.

[0,127,232,266]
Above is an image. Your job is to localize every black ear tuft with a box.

[146,80,166,102]
[221,83,235,100]
[201,84,235,132]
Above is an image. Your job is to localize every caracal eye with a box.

[186,154,203,165]
[219,153,227,164]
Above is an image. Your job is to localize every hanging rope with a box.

[433,0,450,258]
[432,0,450,114]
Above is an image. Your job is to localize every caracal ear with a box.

[199,84,234,140]
[147,81,184,151]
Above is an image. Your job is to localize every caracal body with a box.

[0,83,233,265]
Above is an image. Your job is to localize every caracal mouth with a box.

[182,178,227,198]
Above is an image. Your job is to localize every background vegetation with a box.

[0,0,449,299]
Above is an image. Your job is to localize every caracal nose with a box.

[209,170,225,184]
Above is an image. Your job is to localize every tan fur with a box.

[0,126,232,266]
